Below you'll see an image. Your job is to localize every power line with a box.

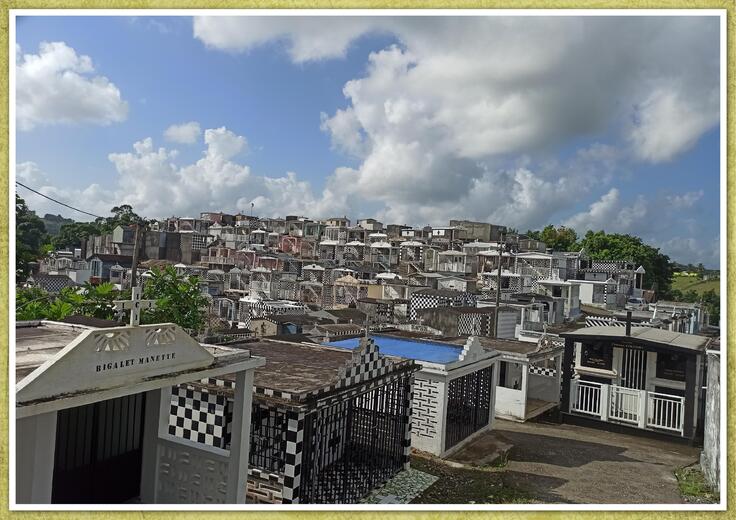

[15,181,104,219]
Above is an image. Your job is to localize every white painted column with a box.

[645,352,657,392]
[637,389,648,429]
[520,364,529,419]
[16,411,57,504]
[600,384,610,421]
[226,369,256,503]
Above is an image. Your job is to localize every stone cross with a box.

[114,285,157,326]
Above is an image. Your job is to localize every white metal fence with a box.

[570,379,685,435]
[647,392,685,433]
[608,385,641,425]
[570,380,602,416]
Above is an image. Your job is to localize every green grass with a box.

[409,454,534,504]
[671,275,720,296]
[675,465,719,503]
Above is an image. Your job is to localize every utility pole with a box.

[494,232,505,338]
[130,223,141,289]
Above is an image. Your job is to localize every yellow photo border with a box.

[1,3,732,517]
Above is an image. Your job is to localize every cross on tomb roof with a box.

[113,285,157,326]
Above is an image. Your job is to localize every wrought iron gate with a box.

[298,373,411,503]
[52,393,146,504]
[444,366,493,451]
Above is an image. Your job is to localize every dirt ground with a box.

[496,418,701,504]
[410,454,532,504]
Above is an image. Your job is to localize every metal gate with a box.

[612,347,647,421]
[620,347,647,389]
[52,393,146,504]
[444,366,493,451]
[298,373,411,504]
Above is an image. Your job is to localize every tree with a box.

[539,225,578,251]
[50,204,150,251]
[15,285,85,321]
[525,229,542,241]
[576,230,675,297]
[700,289,720,326]
[16,195,48,280]
[95,204,147,234]
[696,263,706,279]
[16,286,52,320]
[141,266,209,333]
[76,282,119,319]
[52,221,102,249]
[15,269,210,332]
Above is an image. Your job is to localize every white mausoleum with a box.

[15,319,264,505]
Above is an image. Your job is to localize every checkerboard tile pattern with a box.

[528,364,557,377]
[168,384,233,448]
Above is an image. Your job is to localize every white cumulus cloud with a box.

[16,41,128,131]
[194,16,719,228]
[19,127,347,222]
[666,190,704,209]
[193,16,381,63]
[628,89,719,163]
[164,121,202,144]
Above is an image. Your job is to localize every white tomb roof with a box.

[370,241,393,248]
[15,320,264,417]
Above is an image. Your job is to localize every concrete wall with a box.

[497,312,517,339]
[411,375,446,455]
[417,308,460,336]
[527,373,559,403]
[495,386,525,420]
[700,351,720,492]
[16,412,57,504]
[495,361,525,420]
[247,468,284,504]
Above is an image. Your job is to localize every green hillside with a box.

[42,213,74,236]
[671,275,720,296]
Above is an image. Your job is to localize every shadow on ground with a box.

[501,429,639,467]
[501,470,572,503]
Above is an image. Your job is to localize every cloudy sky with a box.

[14,14,721,266]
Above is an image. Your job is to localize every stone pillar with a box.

[16,411,57,504]
[226,369,256,503]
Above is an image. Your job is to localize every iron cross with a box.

[114,285,157,326]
